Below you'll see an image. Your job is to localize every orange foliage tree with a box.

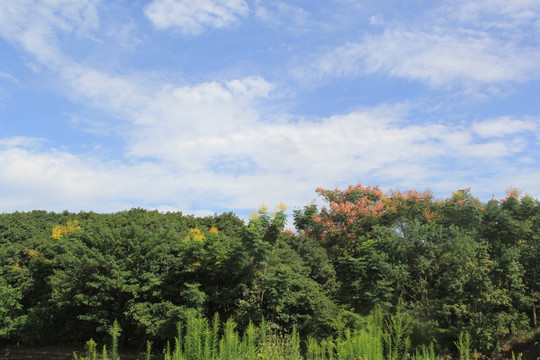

[310,184,436,257]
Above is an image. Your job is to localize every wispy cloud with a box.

[296,0,540,94]
[106,19,144,49]
[0,72,17,106]
[473,116,538,138]
[0,0,99,65]
[254,1,310,30]
[144,0,249,35]
[441,0,540,31]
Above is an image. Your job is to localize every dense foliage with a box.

[0,185,539,356]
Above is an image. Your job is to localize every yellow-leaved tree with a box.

[51,220,81,239]
[183,228,206,243]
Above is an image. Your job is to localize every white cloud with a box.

[0,3,148,116]
[472,116,539,138]
[443,0,540,31]
[0,0,99,65]
[369,14,384,26]
[106,20,144,49]
[119,95,540,209]
[255,2,310,29]
[1,95,538,213]
[0,71,18,83]
[0,136,46,149]
[144,0,249,35]
[61,64,152,117]
[125,77,271,172]
[0,138,202,212]
[300,30,540,91]
[296,0,540,93]
[0,71,20,106]
[0,143,110,211]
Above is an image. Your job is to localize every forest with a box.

[1,185,539,359]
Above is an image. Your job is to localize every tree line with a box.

[0,185,538,356]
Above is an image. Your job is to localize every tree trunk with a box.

[534,302,538,328]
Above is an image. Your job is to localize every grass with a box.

[71,308,450,360]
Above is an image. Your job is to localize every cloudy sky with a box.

[0,0,539,217]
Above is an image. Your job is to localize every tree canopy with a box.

[0,186,539,354]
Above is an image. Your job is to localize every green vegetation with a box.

[73,310,443,360]
[1,185,539,358]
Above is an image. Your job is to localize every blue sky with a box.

[0,0,539,217]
